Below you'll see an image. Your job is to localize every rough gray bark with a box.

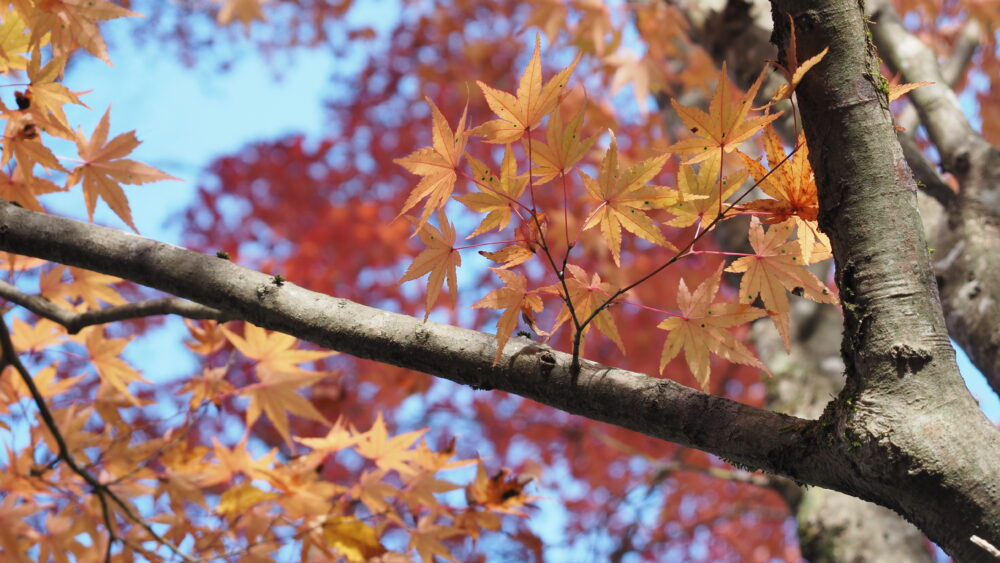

[670,1,935,559]
[867,0,1000,397]
[769,1,1000,560]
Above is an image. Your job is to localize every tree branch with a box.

[0,201,844,482]
[0,279,233,333]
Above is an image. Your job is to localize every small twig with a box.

[0,316,198,562]
[0,279,233,333]
[972,535,1000,559]
[569,143,802,374]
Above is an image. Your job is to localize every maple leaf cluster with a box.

[396,33,838,385]
[0,4,546,561]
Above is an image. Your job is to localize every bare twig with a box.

[972,535,1000,559]
[0,316,197,562]
[0,278,233,333]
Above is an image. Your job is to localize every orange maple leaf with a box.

[66,107,180,232]
[183,319,227,355]
[295,417,357,454]
[408,515,461,563]
[887,79,934,103]
[240,370,331,447]
[466,459,536,516]
[541,264,624,354]
[479,244,534,270]
[738,128,831,262]
[0,166,63,212]
[0,108,66,174]
[664,151,747,228]
[472,268,544,364]
[25,0,141,64]
[23,51,88,139]
[656,264,768,389]
[353,412,428,476]
[456,145,527,237]
[223,323,335,444]
[84,327,150,405]
[580,133,681,265]
[529,107,595,184]
[399,211,462,319]
[771,16,830,103]
[726,217,838,350]
[471,34,580,144]
[9,317,64,353]
[195,437,276,487]
[223,322,335,376]
[395,97,468,228]
[668,63,780,164]
[216,0,267,29]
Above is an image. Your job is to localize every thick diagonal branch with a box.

[0,201,841,482]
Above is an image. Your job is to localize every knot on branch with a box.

[889,344,932,377]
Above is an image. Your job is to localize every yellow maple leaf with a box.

[0,7,38,73]
[456,145,528,237]
[580,133,681,265]
[540,264,624,354]
[726,217,838,350]
[656,264,768,389]
[66,107,180,232]
[664,151,747,228]
[471,34,580,144]
[322,516,386,562]
[22,52,88,140]
[394,97,468,228]
[399,211,462,319]
[529,107,595,185]
[472,268,544,364]
[668,63,780,164]
[26,0,141,64]
[216,482,278,517]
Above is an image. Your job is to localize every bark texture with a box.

[769,1,1000,560]
[868,0,1000,396]
[671,2,934,559]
